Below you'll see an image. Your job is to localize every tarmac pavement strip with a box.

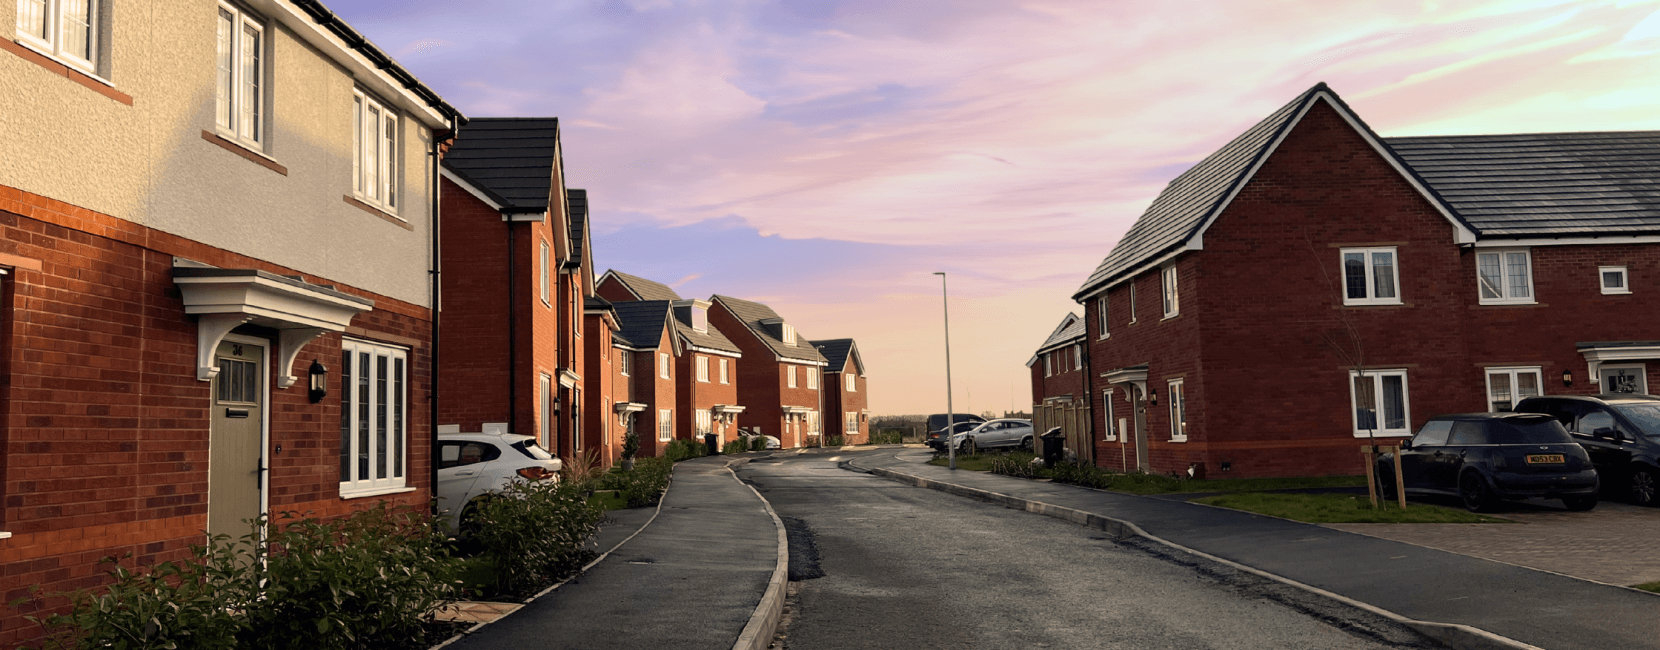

[429,453,789,650]
[846,450,1660,650]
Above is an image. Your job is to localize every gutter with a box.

[287,0,467,126]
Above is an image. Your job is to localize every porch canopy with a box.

[173,263,373,388]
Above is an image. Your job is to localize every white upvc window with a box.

[1102,390,1116,441]
[787,365,798,388]
[719,358,729,384]
[1128,283,1138,324]
[16,0,97,74]
[846,373,855,392]
[1044,353,1052,377]
[619,350,631,376]
[1098,296,1110,339]
[214,3,263,149]
[1485,366,1542,413]
[352,89,399,213]
[1073,344,1081,371]
[339,339,408,495]
[1350,369,1411,437]
[1476,249,1534,305]
[658,409,672,441]
[1167,379,1187,442]
[845,412,858,435]
[1161,265,1179,318]
[1600,266,1630,295]
[539,374,552,449]
[807,410,820,435]
[807,367,818,390]
[696,356,709,383]
[696,409,712,436]
[1340,247,1400,305]
[659,353,670,379]
[540,240,550,305]
[781,323,796,345]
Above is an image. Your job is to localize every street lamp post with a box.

[934,272,956,470]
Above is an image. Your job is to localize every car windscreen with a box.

[512,440,554,460]
[1612,403,1660,438]
[1485,419,1573,445]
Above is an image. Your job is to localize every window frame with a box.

[1161,265,1179,319]
[1485,366,1542,413]
[339,338,409,496]
[539,240,550,306]
[1167,379,1187,442]
[658,409,672,441]
[538,374,552,449]
[16,0,99,75]
[846,372,855,392]
[1098,295,1109,339]
[719,358,729,384]
[659,352,669,379]
[1102,389,1116,441]
[1044,353,1052,377]
[351,88,400,214]
[1600,265,1630,295]
[1339,247,1401,306]
[695,409,711,436]
[1349,369,1412,437]
[696,355,709,383]
[214,2,264,150]
[619,350,631,376]
[845,411,858,435]
[1476,248,1535,305]
[787,365,797,388]
[807,367,818,390]
[1128,283,1137,324]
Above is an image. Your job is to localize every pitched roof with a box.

[1385,132,1660,237]
[442,118,561,212]
[601,270,682,302]
[810,339,861,374]
[567,189,588,266]
[1036,313,1085,354]
[611,301,674,351]
[713,295,827,364]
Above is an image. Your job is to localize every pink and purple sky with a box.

[332,0,1660,416]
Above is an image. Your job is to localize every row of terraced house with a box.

[0,1,865,644]
[1031,82,1660,481]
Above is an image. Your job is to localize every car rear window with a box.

[512,440,554,460]
[1485,419,1573,445]
[1612,403,1660,438]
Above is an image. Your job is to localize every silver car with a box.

[435,432,563,536]
[952,419,1035,454]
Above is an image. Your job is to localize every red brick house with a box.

[595,272,746,445]
[609,301,682,458]
[438,118,593,465]
[813,339,868,444]
[711,296,827,448]
[1027,313,1088,407]
[583,295,623,468]
[0,2,462,642]
[1075,82,1660,479]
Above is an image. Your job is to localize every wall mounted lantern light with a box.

[1562,369,1573,387]
[1147,387,1158,406]
[308,359,328,403]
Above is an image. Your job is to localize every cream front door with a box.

[208,338,265,542]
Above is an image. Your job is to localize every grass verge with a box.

[1194,492,1512,524]
[586,490,629,511]
[927,454,1365,495]
[925,453,1009,473]
[1632,581,1660,594]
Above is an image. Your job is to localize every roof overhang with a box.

[614,402,648,414]
[173,264,373,385]
[685,343,742,358]
[266,0,459,128]
[712,404,747,414]
[1578,342,1660,385]
[782,406,814,415]
[1100,364,1150,395]
[558,369,580,389]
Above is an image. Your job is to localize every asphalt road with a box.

[736,450,1446,650]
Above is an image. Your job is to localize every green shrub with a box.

[825,435,845,447]
[749,435,766,451]
[20,544,246,650]
[469,478,602,597]
[595,456,673,508]
[663,438,708,462]
[870,430,903,445]
[722,438,748,455]
[621,430,640,461]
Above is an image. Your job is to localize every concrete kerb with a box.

[854,461,1542,650]
[725,456,789,650]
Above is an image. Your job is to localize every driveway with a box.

[1326,498,1660,588]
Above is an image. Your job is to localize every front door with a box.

[208,338,265,542]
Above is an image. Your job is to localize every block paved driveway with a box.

[1326,497,1660,587]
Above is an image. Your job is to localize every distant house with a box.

[711,296,828,448]
[1073,82,1660,479]
[609,301,682,458]
[1027,313,1088,407]
[813,339,869,444]
[438,118,593,464]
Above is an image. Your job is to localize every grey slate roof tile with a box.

[443,118,561,212]
[604,271,682,302]
[675,316,742,355]
[612,301,673,350]
[1035,313,1085,354]
[809,339,856,372]
[568,189,588,265]
[714,295,827,364]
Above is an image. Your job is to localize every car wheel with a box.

[1459,472,1497,513]
[1563,495,1598,512]
[961,438,977,455]
[1630,467,1658,506]
[459,498,491,539]
[1019,436,1033,451]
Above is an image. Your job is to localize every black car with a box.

[925,420,984,451]
[1376,413,1598,512]
[1515,394,1660,506]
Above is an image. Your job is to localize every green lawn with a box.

[586,490,629,511]
[1632,581,1660,594]
[1194,492,1512,524]
[926,454,1005,472]
[926,454,1365,495]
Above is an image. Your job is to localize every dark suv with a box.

[1377,413,1598,512]
[1515,394,1660,506]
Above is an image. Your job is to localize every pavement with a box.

[438,453,786,650]
[848,448,1660,650]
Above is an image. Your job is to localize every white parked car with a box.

[738,428,781,450]
[435,432,562,536]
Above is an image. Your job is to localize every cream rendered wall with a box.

[0,0,441,307]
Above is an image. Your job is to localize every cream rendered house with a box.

[0,1,463,643]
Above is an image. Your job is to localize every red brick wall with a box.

[0,187,433,646]
[595,275,637,303]
[825,359,869,443]
[677,351,740,443]
[437,179,512,433]
[1032,343,1086,405]
[628,331,678,458]
[583,313,616,469]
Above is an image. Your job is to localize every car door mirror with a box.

[1400,440,1412,450]
[1592,427,1619,441]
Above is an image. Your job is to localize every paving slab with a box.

[849,450,1660,650]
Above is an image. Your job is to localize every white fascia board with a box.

[778,356,829,367]
[1474,236,1660,248]
[440,168,505,211]
[257,1,448,128]
[505,212,546,223]
[685,343,742,358]
[1074,248,1184,303]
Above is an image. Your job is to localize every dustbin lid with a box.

[1040,427,1065,438]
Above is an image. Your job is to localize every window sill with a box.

[1351,432,1411,439]
[1601,290,1632,296]
[2,38,132,105]
[1104,436,1118,442]
[0,531,11,540]
[344,196,413,231]
[1341,300,1405,308]
[340,485,416,500]
[1474,300,1540,308]
[202,131,287,175]
[1169,436,1188,443]
[1161,313,1179,321]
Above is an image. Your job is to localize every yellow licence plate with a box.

[1526,454,1565,464]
